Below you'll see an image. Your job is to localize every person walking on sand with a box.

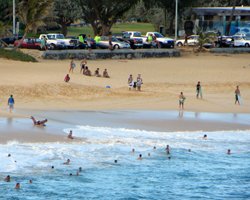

[179,92,186,110]
[69,58,76,73]
[8,95,15,113]
[196,81,202,99]
[235,85,241,105]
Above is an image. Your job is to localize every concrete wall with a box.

[210,48,250,54]
[42,49,181,60]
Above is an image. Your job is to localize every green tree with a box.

[17,0,53,41]
[53,0,82,36]
[77,0,139,36]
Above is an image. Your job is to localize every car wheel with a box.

[245,43,250,47]
[114,44,120,49]
[177,42,183,47]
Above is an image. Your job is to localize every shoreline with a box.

[1,109,249,144]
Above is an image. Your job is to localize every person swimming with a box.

[166,145,170,154]
[63,159,70,165]
[15,183,20,189]
[4,175,10,182]
[203,134,207,139]
[227,149,231,155]
[137,154,142,160]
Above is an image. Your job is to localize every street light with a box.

[13,0,16,35]
[175,0,178,41]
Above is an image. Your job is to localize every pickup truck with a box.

[124,31,150,48]
[39,33,78,49]
[145,32,175,48]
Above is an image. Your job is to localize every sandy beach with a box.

[0,52,250,143]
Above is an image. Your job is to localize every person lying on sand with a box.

[30,116,48,126]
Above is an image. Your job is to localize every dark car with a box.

[1,35,22,45]
[215,36,234,47]
[113,32,143,49]
[14,38,42,49]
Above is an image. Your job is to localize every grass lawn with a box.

[67,23,155,37]
[0,48,37,62]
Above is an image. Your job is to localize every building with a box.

[190,6,250,36]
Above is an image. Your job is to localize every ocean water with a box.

[0,126,250,200]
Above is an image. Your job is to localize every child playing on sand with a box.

[64,74,70,82]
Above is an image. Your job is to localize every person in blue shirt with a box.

[8,94,15,113]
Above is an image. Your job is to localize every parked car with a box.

[1,35,22,45]
[233,36,250,47]
[98,36,130,49]
[113,32,143,49]
[175,35,199,46]
[144,32,175,48]
[124,31,151,48]
[14,38,42,49]
[215,36,234,47]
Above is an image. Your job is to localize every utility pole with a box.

[13,0,16,36]
[175,0,178,40]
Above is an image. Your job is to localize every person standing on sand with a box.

[136,74,143,91]
[8,94,15,113]
[80,58,87,74]
[69,58,76,73]
[179,92,186,110]
[196,81,202,99]
[235,85,241,105]
[128,74,133,90]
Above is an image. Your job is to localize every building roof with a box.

[192,6,250,16]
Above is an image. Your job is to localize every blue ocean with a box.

[0,126,250,200]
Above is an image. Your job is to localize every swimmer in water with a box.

[67,130,74,139]
[203,134,207,139]
[166,145,170,154]
[227,149,231,155]
[137,154,142,160]
[131,148,135,153]
[15,183,20,189]
[4,175,10,182]
[148,153,151,157]
[63,159,70,165]
[114,160,118,163]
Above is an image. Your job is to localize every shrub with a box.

[0,48,37,62]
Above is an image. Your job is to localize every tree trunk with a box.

[61,23,68,36]
[226,1,236,36]
[101,24,112,36]
[168,14,175,35]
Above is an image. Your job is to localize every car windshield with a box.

[133,32,142,37]
[154,33,164,38]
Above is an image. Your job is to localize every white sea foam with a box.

[0,126,249,175]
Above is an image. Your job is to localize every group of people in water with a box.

[3,132,233,190]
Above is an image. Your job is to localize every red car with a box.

[14,38,42,50]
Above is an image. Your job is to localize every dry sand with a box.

[0,52,250,143]
[0,52,250,113]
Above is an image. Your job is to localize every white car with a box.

[233,37,250,47]
[98,36,130,49]
[175,35,199,46]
